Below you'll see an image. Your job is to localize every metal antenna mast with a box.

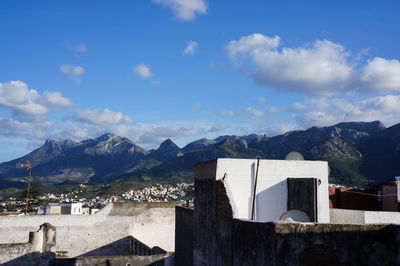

[17,161,32,214]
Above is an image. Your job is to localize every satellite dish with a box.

[280,210,310,222]
[285,151,304,161]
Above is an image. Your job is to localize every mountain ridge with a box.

[0,120,399,193]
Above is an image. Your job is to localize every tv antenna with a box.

[285,151,304,161]
[16,161,32,214]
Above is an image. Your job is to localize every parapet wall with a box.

[175,206,400,265]
[330,208,400,224]
[0,202,176,259]
[0,223,56,265]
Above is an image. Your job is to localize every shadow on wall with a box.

[1,252,53,266]
[1,226,167,265]
[78,235,166,257]
[254,180,286,221]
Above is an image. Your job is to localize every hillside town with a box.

[0,182,193,215]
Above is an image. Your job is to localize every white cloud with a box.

[208,123,228,132]
[43,91,73,107]
[192,102,201,113]
[0,81,47,120]
[255,97,266,103]
[287,102,307,112]
[151,80,160,85]
[52,123,95,140]
[226,34,353,96]
[358,57,400,92]
[112,123,204,146]
[152,0,207,21]
[183,41,198,55]
[245,106,278,120]
[59,64,85,84]
[266,123,298,136]
[295,95,400,128]
[216,109,235,117]
[0,118,53,139]
[133,63,153,79]
[66,42,87,54]
[74,108,134,126]
[209,62,215,68]
[0,81,72,121]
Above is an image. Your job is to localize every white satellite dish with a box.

[285,151,304,160]
[279,210,310,222]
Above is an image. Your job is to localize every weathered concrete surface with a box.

[0,223,57,265]
[330,208,400,224]
[188,209,400,266]
[50,253,174,266]
[0,203,176,258]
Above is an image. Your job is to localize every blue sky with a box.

[1,0,400,162]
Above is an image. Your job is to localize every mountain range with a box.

[1,120,399,197]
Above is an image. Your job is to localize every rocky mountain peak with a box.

[158,139,180,151]
[96,133,115,141]
[150,139,182,161]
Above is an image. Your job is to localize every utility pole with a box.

[17,161,32,214]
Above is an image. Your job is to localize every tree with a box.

[19,187,41,201]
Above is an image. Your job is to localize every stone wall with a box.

[174,206,193,266]
[176,205,400,265]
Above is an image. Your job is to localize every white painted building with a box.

[37,203,83,215]
[202,158,330,223]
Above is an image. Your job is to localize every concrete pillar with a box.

[29,230,44,253]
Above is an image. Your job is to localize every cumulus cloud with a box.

[267,123,298,136]
[183,41,198,55]
[152,0,207,21]
[43,91,73,107]
[112,123,204,146]
[208,123,228,132]
[192,102,201,113]
[226,34,355,96]
[295,95,400,128]
[358,57,400,93]
[0,118,53,139]
[74,108,133,126]
[0,81,72,121]
[66,42,87,54]
[0,81,47,120]
[245,106,278,120]
[287,102,307,112]
[59,64,85,83]
[133,63,153,79]
[255,97,266,103]
[227,33,400,95]
[216,109,235,117]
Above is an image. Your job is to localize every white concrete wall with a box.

[215,158,330,223]
[330,208,400,225]
[0,205,175,258]
[364,211,400,224]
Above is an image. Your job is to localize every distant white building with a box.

[37,203,83,215]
